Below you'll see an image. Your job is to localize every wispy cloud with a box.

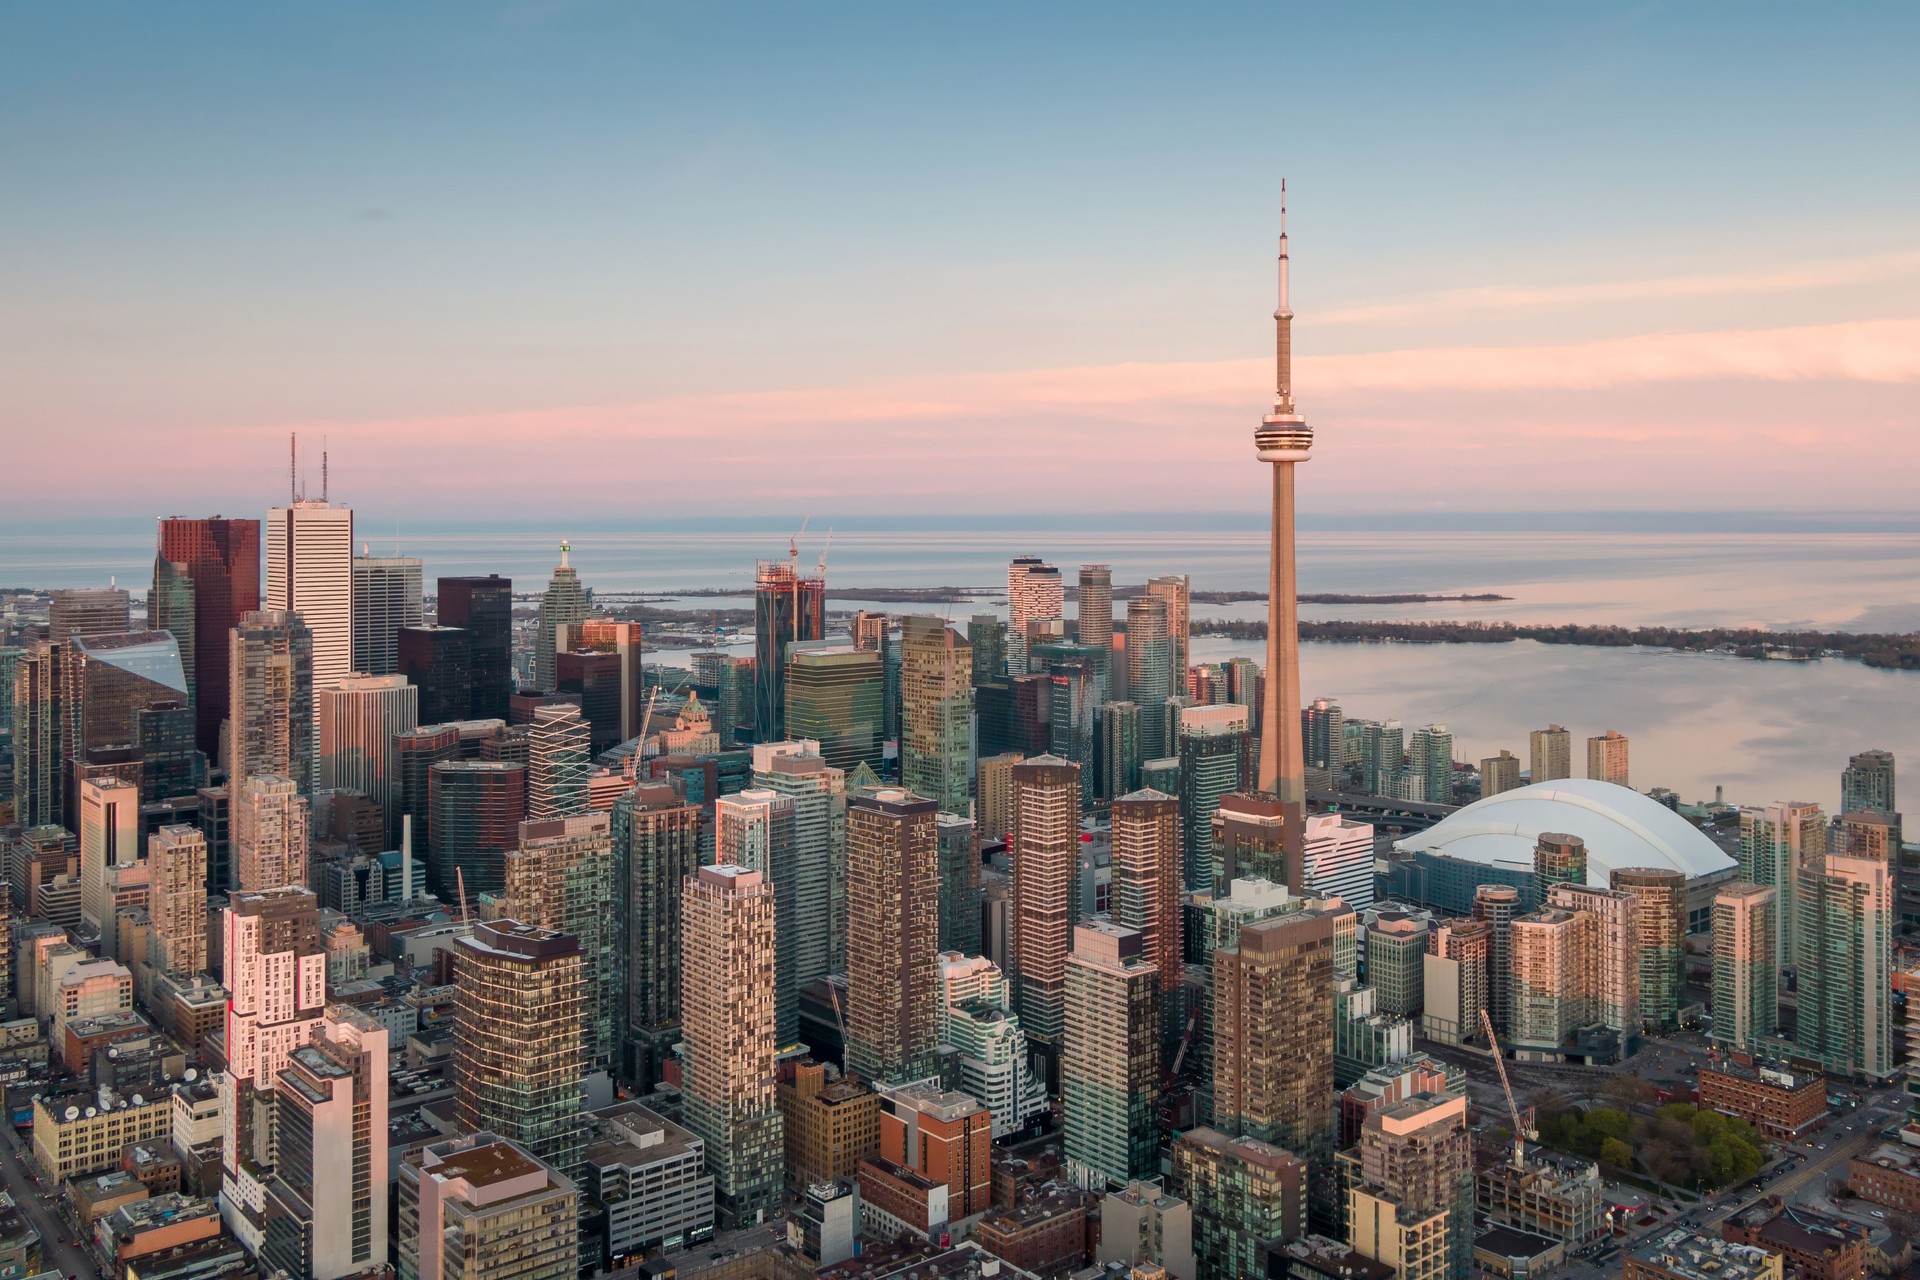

[1321,250,1920,326]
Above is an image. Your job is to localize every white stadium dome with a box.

[1391,778,1736,882]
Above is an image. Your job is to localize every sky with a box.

[3,1,1917,522]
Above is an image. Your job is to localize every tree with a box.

[1600,1137,1635,1171]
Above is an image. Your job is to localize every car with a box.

[1873,1211,1886,1219]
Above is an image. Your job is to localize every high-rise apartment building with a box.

[349,552,423,677]
[527,703,591,820]
[1366,912,1430,1019]
[1044,652,1099,789]
[398,1134,578,1280]
[754,559,825,743]
[221,887,326,1231]
[783,641,884,776]
[266,498,354,692]
[1343,1091,1475,1280]
[1545,882,1641,1039]
[1794,852,1892,1081]
[1006,558,1063,678]
[398,625,471,726]
[436,575,514,720]
[428,761,526,898]
[533,542,591,695]
[1010,756,1081,1059]
[976,751,1024,843]
[936,953,1046,1137]
[1711,882,1777,1054]
[452,920,585,1174]
[846,790,941,1085]
[317,674,417,845]
[1212,902,1340,1165]
[1842,749,1897,816]
[1303,697,1344,774]
[937,813,982,957]
[1125,596,1172,761]
[147,824,208,978]
[1534,832,1587,896]
[233,774,310,891]
[159,517,261,757]
[900,617,974,815]
[1529,725,1572,784]
[1480,751,1521,798]
[1100,701,1142,802]
[1172,1128,1307,1280]
[1421,920,1490,1047]
[1111,789,1183,1002]
[1179,704,1252,891]
[1473,884,1521,1036]
[1740,801,1826,967]
[752,741,848,1007]
[681,865,783,1226]
[1358,719,1405,797]
[968,613,1007,687]
[1409,724,1453,805]
[230,610,315,795]
[78,774,140,936]
[1509,908,1582,1055]
[263,1005,389,1280]
[1077,566,1114,698]
[1146,575,1191,691]
[1610,866,1686,1031]
[611,782,703,1086]
[1062,923,1159,1190]
[502,814,617,1074]
[1585,730,1629,787]
[714,787,800,1041]
[10,647,59,827]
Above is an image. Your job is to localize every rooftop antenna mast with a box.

[322,436,329,503]
[289,434,298,503]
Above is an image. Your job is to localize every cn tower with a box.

[1255,180,1313,859]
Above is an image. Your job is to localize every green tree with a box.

[1600,1137,1635,1170]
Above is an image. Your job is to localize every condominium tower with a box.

[845,790,941,1085]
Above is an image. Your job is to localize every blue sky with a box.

[3,2,1916,518]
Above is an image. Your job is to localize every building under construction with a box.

[754,559,825,743]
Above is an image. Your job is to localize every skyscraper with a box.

[1409,724,1453,805]
[159,517,261,757]
[528,702,591,820]
[1534,832,1587,896]
[233,774,311,891]
[149,553,196,715]
[1528,725,1571,784]
[147,824,208,978]
[1739,801,1826,967]
[1178,704,1252,890]
[317,674,417,845]
[48,586,130,641]
[397,625,471,726]
[263,1005,389,1280]
[1110,789,1183,1002]
[1545,882,1641,1040]
[845,789,940,1085]
[1006,558,1063,678]
[752,741,848,1006]
[783,641,884,775]
[1586,730,1629,787]
[968,613,1006,687]
[229,610,315,795]
[1711,882,1777,1054]
[502,813,618,1074]
[1077,565,1114,698]
[1146,574,1190,690]
[266,487,354,692]
[78,774,140,936]
[754,558,825,743]
[1358,719,1405,797]
[1479,750,1521,798]
[1212,901,1339,1165]
[1610,866,1686,1031]
[1126,595,1172,760]
[428,760,527,897]
[555,617,645,745]
[1303,697,1344,774]
[398,1135,577,1280]
[60,630,192,811]
[1473,884,1521,1036]
[1343,1092,1475,1280]
[937,953,1046,1137]
[1100,700,1142,802]
[1062,922,1159,1190]
[533,541,591,695]
[900,616,974,815]
[681,865,783,1226]
[611,782,703,1087]
[937,813,982,957]
[851,611,889,653]
[349,552,423,677]
[452,920,585,1174]
[1794,852,1892,1081]
[436,575,514,720]
[1842,749,1896,815]
[1010,756,1081,1063]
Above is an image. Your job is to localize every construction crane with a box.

[455,867,472,927]
[1166,1003,1203,1082]
[624,686,662,783]
[817,526,834,581]
[1481,1007,1534,1169]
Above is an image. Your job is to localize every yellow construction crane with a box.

[1482,1007,1536,1169]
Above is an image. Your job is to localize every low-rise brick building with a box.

[1721,1200,1867,1280]
[972,1183,1096,1279]
[1697,1064,1825,1140]
[1849,1143,1920,1215]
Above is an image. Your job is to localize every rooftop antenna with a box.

[322,436,329,503]
[289,433,299,503]
[560,537,571,570]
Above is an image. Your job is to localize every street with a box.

[0,1123,100,1280]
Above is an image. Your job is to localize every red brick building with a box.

[1849,1144,1920,1215]
[1697,1064,1825,1139]
[972,1184,1097,1279]
[1722,1199,1867,1280]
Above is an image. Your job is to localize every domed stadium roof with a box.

[1392,778,1736,882]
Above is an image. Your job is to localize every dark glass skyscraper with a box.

[437,575,513,720]
[753,559,824,742]
[397,625,471,726]
[159,517,261,758]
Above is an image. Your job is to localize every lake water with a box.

[4,523,1916,813]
